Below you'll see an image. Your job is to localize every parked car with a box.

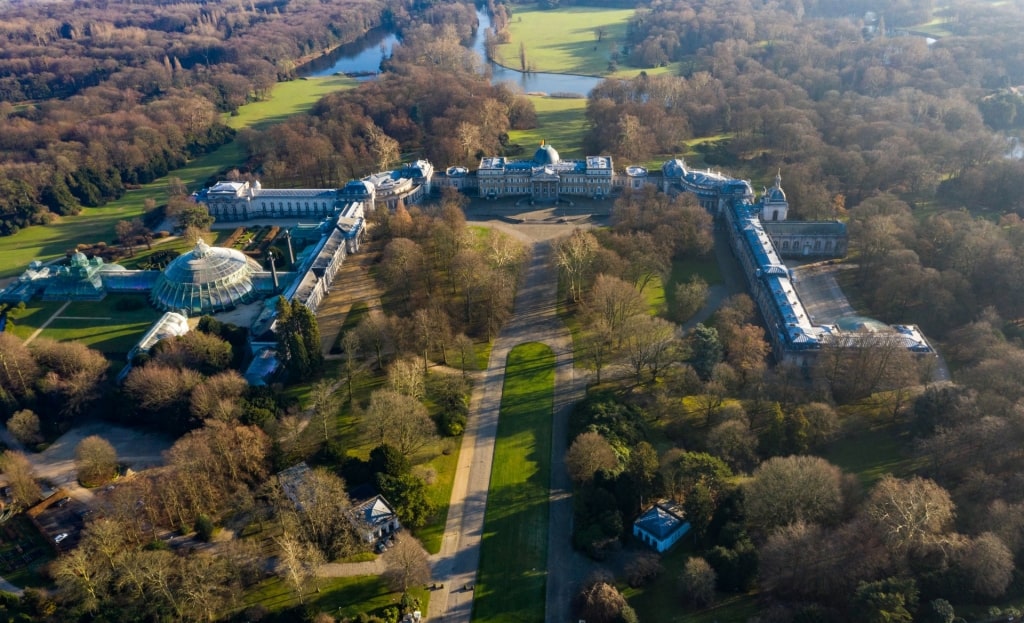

[55,497,71,508]
[54,533,68,544]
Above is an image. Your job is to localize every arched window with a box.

[815,240,822,250]
[782,241,789,250]
[772,210,779,221]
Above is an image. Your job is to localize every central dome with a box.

[533,143,560,166]
[150,241,264,316]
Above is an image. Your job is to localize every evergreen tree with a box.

[275,298,323,382]
[690,323,723,381]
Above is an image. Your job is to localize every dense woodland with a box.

[0,0,398,235]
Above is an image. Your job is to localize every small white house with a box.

[632,501,690,553]
[351,494,400,543]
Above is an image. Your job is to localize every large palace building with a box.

[187,143,932,363]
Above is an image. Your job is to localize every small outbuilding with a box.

[350,494,400,543]
[633,501,690,553]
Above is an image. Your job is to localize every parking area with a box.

[32,492,93,552]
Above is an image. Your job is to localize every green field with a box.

[822,425,927,486]
[7,294,160,359]
[494,5,680,78]
[475,342,554,623]
[0,76,355,279]
[507,96,588,158]
[224,75,355,131]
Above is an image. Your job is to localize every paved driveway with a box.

[426,238,589,623]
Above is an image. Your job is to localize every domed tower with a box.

[533,141,560,166]
[761,170,789,221]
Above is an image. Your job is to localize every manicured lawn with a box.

[243,574,428,620]
[821,425,927,486]
[6,294,159,359]
[4,301,65,340]
[475,342,554,623]
[0,75,355,279]
[418,445,460,554]
[671,254,723,286]
[642,274,666,316]
[507,96,588,158]
[494,5,680,78]
[624,544,759,623]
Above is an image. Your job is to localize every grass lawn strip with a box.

[474,342,554,623]
[0,76,355,279]
[243,574,428,619]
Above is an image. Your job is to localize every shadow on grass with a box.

[476,342,554,622]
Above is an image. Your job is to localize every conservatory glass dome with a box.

[150,240,264,315]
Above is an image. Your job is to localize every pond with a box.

[303,8,605,96]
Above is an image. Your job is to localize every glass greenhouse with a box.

[150,241,264,315]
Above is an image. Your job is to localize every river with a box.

[304,8,604,96]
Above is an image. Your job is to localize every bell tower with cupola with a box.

[761,170,789,221]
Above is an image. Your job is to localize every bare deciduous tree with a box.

[364,389,437,457]
[555,229,598,304]
[863,475,954,555]
[565,432,618,484]
[621,314,678,383]
[189,370,247,422]
[679,557,716,607]
[383,535,431,592]
[275,532,325,604]
[7,409,41,445]
[355,309,394,370]
[0,450,39,509]
[0,333,39,399]
[276,467,360,560]
[309,380,339,444]
[387,357,425,399]
[743,455,846,535]
[75,435,118,485]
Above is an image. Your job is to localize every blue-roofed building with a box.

[663,157,931,364]
[633,501,690,553]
